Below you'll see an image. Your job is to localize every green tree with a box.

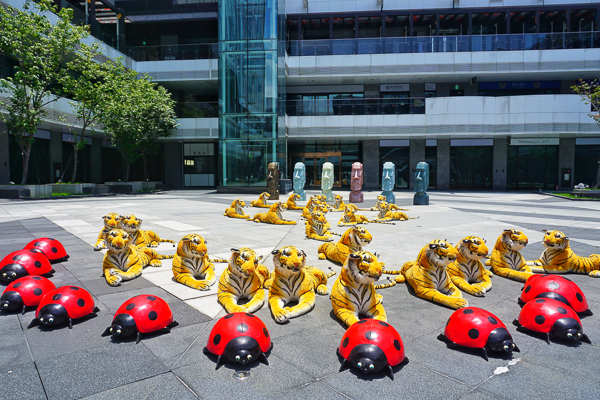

[0,0,92,184]
[572,79,600,188]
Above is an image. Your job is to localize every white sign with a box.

[380,84,410,92]
[510,138,559,146]
[425,83,437,91]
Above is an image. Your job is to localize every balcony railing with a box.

[286,98,425,116]
[176,102,218,118]
[128,44,218,61]
[289,32,600,56]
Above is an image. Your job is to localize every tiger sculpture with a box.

[394,240,468,309]
[305,195,322,213]
[249,202,297,225]
[102,229,174,287]
[526,230,600,277]
[446,236,492,297]
[371,195,409,211]
[305,210,336,242]
[488,229,533,282]
[267,246,336,323]
[285,193,303,210]
[217,247,271,313]
[250,192,271,208]
[338,205,370,226]
[373,201,417,222]
[331,251,388,326]
[120,215,176,248]
[94,213,121,250]
[223,199,250,219]
[302,202,328,220]
[318,226,372,264]
[329,194,346,212]
[172,234,228,291]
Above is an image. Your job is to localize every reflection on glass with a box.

[380,147,409,189]
[450,147,493,190]
[507,146,558,190]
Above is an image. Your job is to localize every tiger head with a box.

[343,205,357,220]
[333,194,343,205]
[418,240,458,268]
[456,236,488,261]
[541,230,569,250]
[178,234,208,258]
[260,192,270,200]
[288,193,300,203]
[308,210,326,226]
[344,226,372,250]
[271,246,306,277]
[501,229,528,251]
[269,202,286,217]
[232,199,246,212]
[345,251,382,284]
[102,213,121,230]
[229,247,261,278]
[376,195,386,202]
[317,194,327,202]
[120,214,142,234]
[105,229,131,252]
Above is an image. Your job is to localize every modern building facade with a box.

[1,0,600,191]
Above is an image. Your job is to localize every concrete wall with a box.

[437,139,450,191]
[363,140,379,190]
[493,138,508,191]
[49,131,62,183]
[164,142,183,189]
[0,123,9,184]
[559,138,575,189]
[409,139,425,190]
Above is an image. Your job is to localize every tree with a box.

[99,59,178,182]
[0,0,92,184]
[572,79,600,188]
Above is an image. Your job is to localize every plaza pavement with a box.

[0,190,599,400]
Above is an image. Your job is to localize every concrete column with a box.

[409,139,425,190]
[0,123,9,184]
[164,142,183,189]
[493,138,507,191]
[50,131,62,183]
[90,138,102,183]
[559,138,575,189]
[437,139,450,190]
[362,140,379,191]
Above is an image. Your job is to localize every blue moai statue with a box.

[293,162,306,201]
[413,162,429,206]
[381,162,395,204]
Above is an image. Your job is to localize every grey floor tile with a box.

[0,362,47,400]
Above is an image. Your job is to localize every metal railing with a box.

[286,98,425,116]
[176,102,218,118]
[128,44,218,61]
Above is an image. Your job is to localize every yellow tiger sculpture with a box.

[223,199,250,219]
[371,195,409,211]
[526,230,600,277]
[267,246,336,323]
[302,202,328,220]
[249,202,297,225]
[330,194,346,211]
[250,192,271,208]
[305,195,321,212]
[285,193,303,210]
[318,226,372,264]
[94,213,121,250]
[102,229,173,287]
[373,201,417,222]
[172,234,227,290]
[305,210,335,242]
[338,205,370,226]
[447,236,492,297]
[217,247,271,313]
[395,240,468,309]
[120,215,176,248]
[331,251,387,326]
[488,229,533,282]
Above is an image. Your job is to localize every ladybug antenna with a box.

[259,353,269,366]
[215,355,225,370]
[339,359,352,372]
[480,348,489,362]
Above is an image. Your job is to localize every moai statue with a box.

[381,162,396,204]
[349,162,364,203]
[413,162,429,206]
[321,162,335,202]
[293,162,306,201]
[267,162,279,200]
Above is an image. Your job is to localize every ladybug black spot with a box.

[245,313,256,318]
[357,320,367,324]
[524,285,532,293]
[12,255,22,261]
[146,296,156,301]
[557,307,568,315]
[13,282,21,289]
[535,315,545,325]
[52,294,62,301]
[547,282,560,290]
[394,339,401,351]
[237,323,248,333]
[148,311,158,321]
[32,277,41,281]
[213,334,221,345]
[463,309,474,314]
[378,321,389,327]
[34,242,42,247]
[535,299,545,304]
[365,331,378,341]
[224,314,235,319]
[342,337,349,348]
[34,261,42,268]
[33,288,42,296]
[70,287,79,291]
[77,299,86,307]
[263,327,269,338]
[576,293,583,302]
[51,247,58,254]
[126,303,135,311]
[49,238,56,241]
[468,329,479,339]
[563,277,572,282]
[488,316,498,324]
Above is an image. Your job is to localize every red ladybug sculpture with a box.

[0,249,54,284]
[1,276,56,314]
[28,286,99,329]
[102,295,178,343]
[520,274,592,316]
[23,238,69,264]
[338,319,408,380]
[204,312,272,370]
[438,307,519,361]
[513,298,591,344]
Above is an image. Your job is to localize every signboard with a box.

[478,81,561,90]
[380,84,410,92]
[380,139,409,147]
[424,83,437,91]
[510,138,559,146]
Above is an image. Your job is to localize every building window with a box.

[184,143,216,187]
[574,145,600,187]
[450,146,493,190]
[425,146,437,189]
[507,146,558,190]
[380,147,410,189]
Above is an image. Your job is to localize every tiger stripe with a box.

[318,226,372,264]
[447,236,492,297]
[489,229,533,282]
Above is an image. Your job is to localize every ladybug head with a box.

[552,318,590,343]
[348,344,388,374]
[486,328,519,354]
[0,291,23,312]
[0,264,28,284]
[108,313,137,338]
[37,304,68,327]
[223,336,261,365]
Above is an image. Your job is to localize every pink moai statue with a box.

[349,162,364,203]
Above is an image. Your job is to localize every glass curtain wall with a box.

[218,0,283,186]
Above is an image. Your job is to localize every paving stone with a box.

[281,381,352,400]
[0,362,47,400]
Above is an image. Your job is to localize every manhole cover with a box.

[232,371,251,381]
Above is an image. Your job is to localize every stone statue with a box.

[321,162,334,202]
[381,162,395,204]
[267,162,279,200]
[293,162,306,201]
[349,162,364,203]
[413,161,429,205]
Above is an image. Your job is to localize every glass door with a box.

[289,151,343,187]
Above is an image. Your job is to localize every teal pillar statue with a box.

[321,162,335,202]
[293,162,306,201]
[381,162,395,204]
[413,162,429,205]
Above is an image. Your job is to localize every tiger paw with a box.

[589,270,600,278]
[273,309,291,323]
[107,275,122,286]
[318,253,326,260]
[227,305,248,314]
[485,270,494,277]
[109,268,121,276]
[467,286,486,297]
[149,242,159,248]
[316,284,328,295]
[94,244,105,251]
[150,260,162,267]
[195,283,211,291]
[451,298,469,309]
[377,294,384,304]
